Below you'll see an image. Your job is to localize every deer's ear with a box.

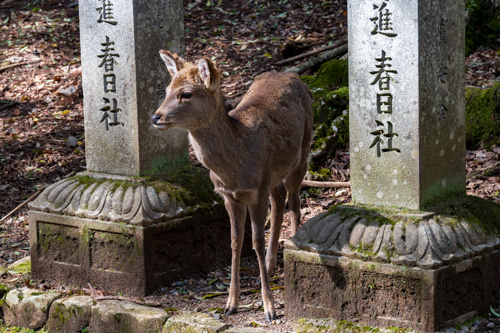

[198,57,220,91]
[159,50,185,76]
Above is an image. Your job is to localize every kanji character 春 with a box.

[370,50,398,90]
[97,36,119,72]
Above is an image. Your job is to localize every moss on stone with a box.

[429,195,500,236]
[293,317,414,332]
[328,196,500,258]
[8,261,31,275]
[72,163,219,210]
[465,81,500,149]
[301,60,350,175]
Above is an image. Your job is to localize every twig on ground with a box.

[0,60,42,73]
[0,187,45,223]
[0,62,27,72]
[284,43,348,75]
[301,180,350,188]
[275,39,347,66]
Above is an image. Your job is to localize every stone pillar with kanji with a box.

[284,1,500,332]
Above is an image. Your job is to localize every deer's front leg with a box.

[224,198,247,315]
[248,193,276,322]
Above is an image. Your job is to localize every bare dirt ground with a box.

[1,0,500,331]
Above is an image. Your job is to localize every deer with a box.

[151,50,313,322]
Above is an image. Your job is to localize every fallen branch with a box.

[0,187,45,223]
[275,39,347,66]
[301,180,350,188]
[0,62,28,72]
[284,43,348,75]
[0,60,42,73]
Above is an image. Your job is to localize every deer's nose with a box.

[151,114,161,125]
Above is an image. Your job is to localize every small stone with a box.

[165,311,229,332]
[213,313,221,320]
[487,322,495,328]
[276,319,281,324]
[67,136,78,147]
[335,189,348,197]
[57,85,77,96]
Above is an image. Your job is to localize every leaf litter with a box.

[0,0,499,331]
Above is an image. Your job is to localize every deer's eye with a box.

[181,92,192,100]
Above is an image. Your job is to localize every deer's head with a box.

[152,50,221,131]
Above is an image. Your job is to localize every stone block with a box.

[29,205,235,296]
[163,311,229,333]
[286,249,500,332]
[2,288,61,329]
[285,199,500,332]
[90,300,168,333]
[46,296,93,333]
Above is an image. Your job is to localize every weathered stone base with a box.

[284,197,500,332]
[29,207,240,296]
[285,248,500,332]
[27,171,253,296]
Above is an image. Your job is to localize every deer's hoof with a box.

[224,306,238,316]
[264,310,276,322]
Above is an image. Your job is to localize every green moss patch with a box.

[9,261,31,275]
[72,164,219,209]
[465,81,500,149]
[301,60,350,175]
[429,194,500,236]
[293,318,415,333]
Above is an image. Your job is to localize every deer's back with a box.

[230,72,311,134]
[228,72,313,184]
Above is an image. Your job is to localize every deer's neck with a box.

[188,97,246,189]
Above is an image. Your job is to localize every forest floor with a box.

[1,0,500,331]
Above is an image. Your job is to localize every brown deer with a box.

[151,50,313,321]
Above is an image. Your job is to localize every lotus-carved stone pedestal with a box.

[284,196,500,332]
[28,171,244,296]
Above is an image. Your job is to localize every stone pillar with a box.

[348,0,465,209]
[28,0,245,296]
[285,1,500,332]
[79,0,187,176]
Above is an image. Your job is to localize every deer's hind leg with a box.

[224,197,247,315]
[265,182,286,279]
[285,160,308,234]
